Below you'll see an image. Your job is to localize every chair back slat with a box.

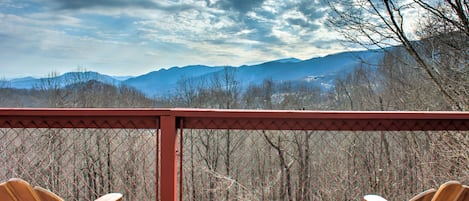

[0,182,17,201]
[33,186,64,201]
[456,185,469,201]
[431,181,463,201]
[1,178,123,201]
[2,178,42,201]
[365,181,469,201]
[409,189,436,201]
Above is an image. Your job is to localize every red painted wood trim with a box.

[1,108,468,130]
[160,115,178,201]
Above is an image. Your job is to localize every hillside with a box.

[5,49,384,97]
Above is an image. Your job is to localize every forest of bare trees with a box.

[0,0,467,200]
[326,0,468,111]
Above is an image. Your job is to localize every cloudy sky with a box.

[0,0,353,79]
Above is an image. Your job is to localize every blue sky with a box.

[0,0,352,78]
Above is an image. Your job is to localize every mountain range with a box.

[3,49,384,97]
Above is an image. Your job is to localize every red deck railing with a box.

[0,108,468,201]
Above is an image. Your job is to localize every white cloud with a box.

[0,0,353,78]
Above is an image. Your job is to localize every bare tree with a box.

[37,72,69,107]
[326,0,468,110]
[0,79,15,107]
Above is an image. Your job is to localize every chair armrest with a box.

[364,194,387,201]
[94,193,123,201]
[409,188,436,201]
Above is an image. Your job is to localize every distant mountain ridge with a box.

[5,49,384,97]
[6,71,120,89]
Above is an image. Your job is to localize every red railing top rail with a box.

[0,108,166,129]
[0,108,468,130]
[0,108,170,116]
[0,108,468,118]
[170,108,469,119]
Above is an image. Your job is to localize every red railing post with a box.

[160,115,178,201]
[156,118,160,201]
